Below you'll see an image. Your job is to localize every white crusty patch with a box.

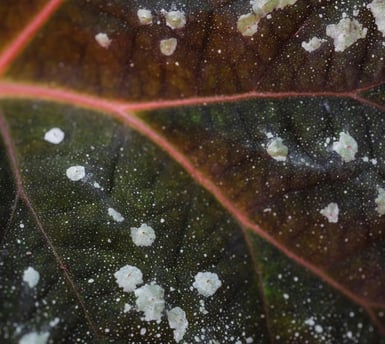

[134,283,165,322]
[137,9,153,25]
[95,33,112,49]
[193,272,222,297]
[326,18,367,52]
[332,132,358,162]
[368,0,385,37]
[163,10,186,30]
[19,331,49,344]
[114,265,143,292]
[160,38,177,56]
[301,37,326,52]
[130,223,156,247]
[108,207,124,223]
[23,267,40,288]
[375,187,385,216]
[266,137,288,161]
[167,307,188,343]
[320,202,339,223]
[44,128,64,144]
[66,165,85,181]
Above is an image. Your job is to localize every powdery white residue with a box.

[167,307,188,343]
[332,132,358,162]
[368,0,385,36]
[23,267,40,288]
[160,38,177,56]
[320,202,339,223]
[137,9,153,25]
[19,331,49,344]
[108,207,124,222]
[66,165,85,181]
[326,18,367,52]
[114,265,143,292]
[266,137,288,161]
[163,10,186,29]
[134,283,165,322]
[301,37,326,52]
[375,188,385,216]
[95,33,112,49]
[193,272,222,297]
[44,128,64,144]
[130,224,156,247]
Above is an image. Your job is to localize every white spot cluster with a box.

[94,33,112,49]
[160,38,178,56]
[19,332,49,344]
[375,187,385,216]
[44,128,65,144]
[137,9,153,25]
[66,165,85,181]
[368,0,385,37]
[130,223,156,247]
[237,0,298,36]
[108,207,124,223]
[332,132,358,162]
[320,202,339,223]
[134,283,165,322]
[326,18,367,52]
[266,137,288,161]
[193,272,222,297]
[22,267,40,288]
[301,37,326,52]
[167,307,189,343]
[162,10,186,30]
[114,265,143,292]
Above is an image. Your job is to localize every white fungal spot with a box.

[326,18,367,52]
[163,10,186,30]
[320,202,339,223]
[167,307,188,343]
[130,224,156,247]
[332,132,358,162]
[266,137,288,161]
[95,33,112,49]
[134,283,165,322]
[160,38,177,56]
[114,265,143,292]
[193,272,222,297]
[368,0,385,36]
[137,9,153,25]
[23,267,40,288]
[237,13,261,37]
[66,165,85,181]
[301,37,326,52]
[375,188,385,216]
[108,207,124,223]
[19,331,49,344]
[44,128,64,144]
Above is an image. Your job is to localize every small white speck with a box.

[305,317,315,326]
[93,182,101,189]
[123,303,132,313]
[283,293,289,300]
[167,307,188,343]
[160,218,165,223]
[44,128,64,144]
[88,278,94,284]
[114,265,143,292]
[375,187,385,216]
[19,331,49,344]
[320,202,339,223]
[49,318,60,327]
[332,132,358,162]
[301,37,326,52]
[134,283,165,322]
[160,38,177,56]
[140,328,147,336]
[66,165,85,181]
[130,224,156,247]
[23,267,40,288]
[193,272,222,297]
[266,137,288,161]
[315,325,323,333]
[246,338,254,344]
[108,207,124,223]
[137,9,153,25]
[95,33,112,49]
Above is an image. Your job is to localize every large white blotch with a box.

[332,132,358,162]
[134,283,165,322]
[326,18,367,52]
[193,272,222,297]
[23,267,40,288]
[19,331,49,344]
[167,307,188,343]
[375,188,385,216]
[320,202,339,223]
[368,0,385,37]
[114,265,143,292]
[266,137,288,161]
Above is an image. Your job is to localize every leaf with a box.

[1,0,385,343]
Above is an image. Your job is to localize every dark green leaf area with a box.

[1,100,267,343]
[248,230,385,344]
[142,97,385,303]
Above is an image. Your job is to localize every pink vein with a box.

[0,113,100,340]
[0,0,65,76]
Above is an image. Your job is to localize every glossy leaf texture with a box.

[1,0,385,343]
